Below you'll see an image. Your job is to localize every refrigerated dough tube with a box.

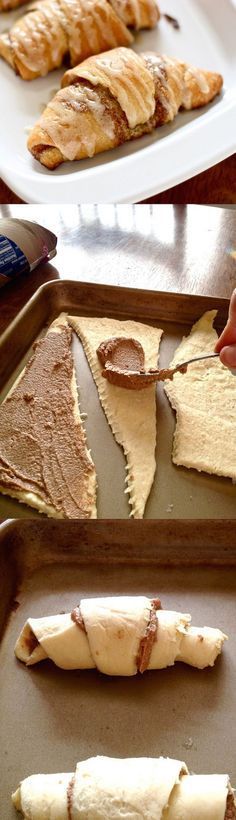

[14,596,227,673]
[12,755,236,819]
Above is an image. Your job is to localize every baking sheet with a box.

[1,519,236,820]
[0,0,235,203]
[0,279,235,521]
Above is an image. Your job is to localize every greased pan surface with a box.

[0,280,235,520]
[1,520,236,819]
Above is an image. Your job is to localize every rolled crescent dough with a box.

[14,595,227,672]
[12,756,234,819]
[164,311,236,479]
[68,316,162,518]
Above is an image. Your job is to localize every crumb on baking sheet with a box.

[183,737,193,750]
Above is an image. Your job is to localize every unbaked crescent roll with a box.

[27,48,223,168]
[14,596,227,673]
[12,755,236,819]
[0,0,159,80]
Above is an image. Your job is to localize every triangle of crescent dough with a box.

[0,314,97,518]
[69,316,163,518]
[164,310,236,480]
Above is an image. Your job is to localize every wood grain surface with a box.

[0,157,235,205]
[143,156,236,204]
[0,204,235,336]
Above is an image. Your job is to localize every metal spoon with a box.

[158,352,220,381]
[102,353,220,389]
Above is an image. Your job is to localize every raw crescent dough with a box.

[0,314,97,518]
[165,311,236,479]
[12,756,233,819]
[69,316,163,517]
[15,597,227,672]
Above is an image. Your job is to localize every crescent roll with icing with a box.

[27,48,223,168]
[0,0,159,80]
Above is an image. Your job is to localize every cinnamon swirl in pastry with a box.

[27,48,223,168]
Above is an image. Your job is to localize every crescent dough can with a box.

[0,218,57,287]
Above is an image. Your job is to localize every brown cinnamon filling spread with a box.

[152,598,162,612]
[0,325,95,518]
[67,774,75,820]
[25,631,39,655]
[137,599,162,673]
[97,336,155,390]
[225,791,236,819]
[157,364,188,381]
[71,605,86,632]
[97,337,145,370]
[97,337,187,389]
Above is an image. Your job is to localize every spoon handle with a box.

[158,353,219,381]
[175,352,219,370]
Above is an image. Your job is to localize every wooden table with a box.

[0,157,235,206]
[0,204,235,336]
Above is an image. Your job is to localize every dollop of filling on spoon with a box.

[96,337,185,389]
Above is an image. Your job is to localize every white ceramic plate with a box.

[0,0,235,203]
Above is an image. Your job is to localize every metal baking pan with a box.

[0,279,235,520]
[1,519,236,819]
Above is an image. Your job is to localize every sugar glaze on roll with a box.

[0,0,160,80]
[27,48,223,168]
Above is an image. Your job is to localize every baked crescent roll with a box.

[14,596,227,673]
[27,48,223,168]
[0,0,159,17]
[12,755,236,819]
[110,0,159,28]
[0,0,159,80]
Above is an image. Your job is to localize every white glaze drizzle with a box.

[76,48,155,128]
[110,0,157,30]
[39,85,115,159]
[181,65,210,109]
[10,0,67,74]
[8,0,131,76]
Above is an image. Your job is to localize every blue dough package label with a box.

[0,234,30,278]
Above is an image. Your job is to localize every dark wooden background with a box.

[0,204,235,335]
